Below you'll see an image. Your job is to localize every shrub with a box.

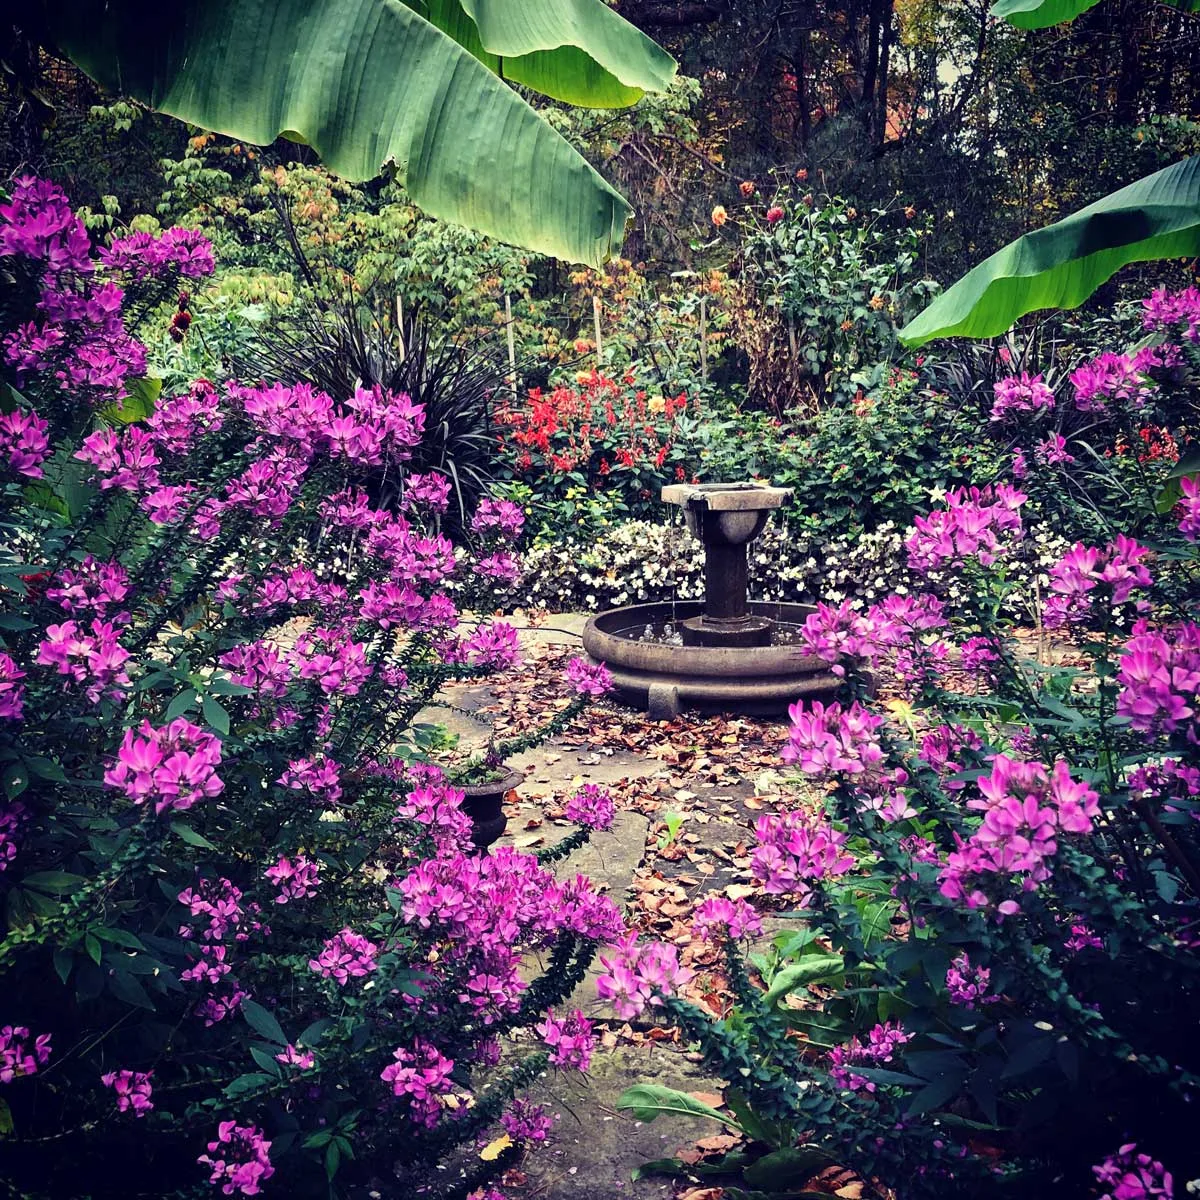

[609,291,1200,1199]
[0,176,620,1199]
[508,516,1070,621]
[731,187,939,412]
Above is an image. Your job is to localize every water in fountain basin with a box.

[624,618,804,647]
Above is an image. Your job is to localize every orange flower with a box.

[739,180,755,197]
[869,294,886,311]
[796,168,808,181]
[711,205,728,227]
[904,205,917,220]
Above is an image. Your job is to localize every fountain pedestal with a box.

[661,482,792,649]
[582,479,838,716]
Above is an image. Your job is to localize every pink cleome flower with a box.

[264,855,320,904]
[0,1026,51,1082]
[309,928,379,985]
[691,895,763,941]
[380,1039,455,1128]
[101,1069,153,1116]
[103,718,223,815]
[595,932,693,1021]
[536,1008,595,1071]
[1093,1143,1173,1200]
[564,783,615,831]
[197,1121,274,1196]
[565,655,613,697]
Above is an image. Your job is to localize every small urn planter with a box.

[459,768,524,850]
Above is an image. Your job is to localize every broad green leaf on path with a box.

[900,155,1200,346]
[991,0,1199,26]
[989,0,1103,28]
[36,0,663,265]
[421,0,676,107]
[762,953,844,1007]
[616,1084,742,1131]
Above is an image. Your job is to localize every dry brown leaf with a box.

[678,1188,724,1200]
[688,1091,725,1109]
[695,1133,740,1153]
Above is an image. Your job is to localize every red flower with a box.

[766,206,784,224]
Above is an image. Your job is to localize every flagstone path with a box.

[422,615,806,1198]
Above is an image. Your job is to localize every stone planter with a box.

[459,768,524,850]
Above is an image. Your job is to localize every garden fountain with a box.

[582,482,840,716]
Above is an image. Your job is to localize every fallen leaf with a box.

[695,1133,740,1153]
[688,1091,724,1109]
[480,1133,513,1161]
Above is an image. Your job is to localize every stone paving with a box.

[427,617,733,1198]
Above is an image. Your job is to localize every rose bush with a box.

[0,176,626,1199]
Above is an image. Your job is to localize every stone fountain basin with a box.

[582,600,840,717]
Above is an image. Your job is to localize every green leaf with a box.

[250,1045,284,1076]
[24,871,87,895]
[616,1085,742,1131]
[107,969,156,1010]
[1166,449,1200,481]
[630,1158,692,1181]
[99,375,161,425]
[38,0,674,266]
[324,1140,341,1180]
[242,998,287,1046]
[165,688,197,721]
[425,0,676,107]
[762,954,844,1007]
[993,0,1200,22]
[201,695,230,736]
[53,947,74,985]
[742,1147,832,1189]
[297,1018,334,1047]
[3,765,28,801]
[0,1097,13,1137]
[169,821,216,850]
[989,0,1102,28]
[905,1070,966,1116]
[899,156,1200,346]
[91,926,146,951]
[724,1089,786,1148]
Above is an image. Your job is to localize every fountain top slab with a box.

[661,481,793,512]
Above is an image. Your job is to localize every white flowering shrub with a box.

[510,519,1071,622]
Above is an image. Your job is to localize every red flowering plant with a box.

[493,368,698,533]
[0,178,625,1199]
[615,332,1200,1197]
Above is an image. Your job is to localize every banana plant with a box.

[29,0,676,267]
[899,154,1200,347]
[991,0,1200,29]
